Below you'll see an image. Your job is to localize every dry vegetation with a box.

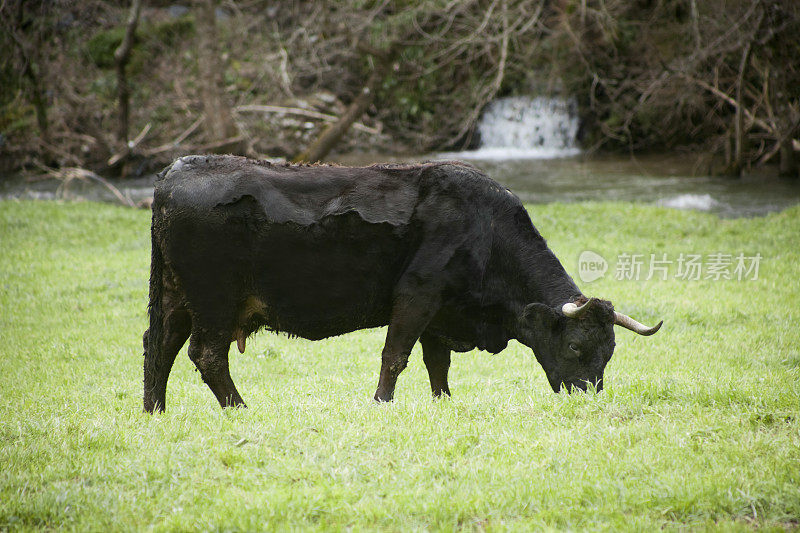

[1,0,798,176]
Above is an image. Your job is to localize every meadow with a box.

[1,199,798,531]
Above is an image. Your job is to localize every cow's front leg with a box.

[374,292,439,402]
[420,333,451,398]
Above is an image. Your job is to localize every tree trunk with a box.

[729,1,764,177]
[28,68,49,144]
[7,18,49,143]
[115,0,143,146]
[195,0,239,146]
[731,42,752,177]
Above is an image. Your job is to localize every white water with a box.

[658,193,718,211]
[454,96,581,159]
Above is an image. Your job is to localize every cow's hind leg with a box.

[420,333,451,398]
[143,304,191,412]
[188,328,246,409]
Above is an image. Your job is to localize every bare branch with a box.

[235,105,380,135]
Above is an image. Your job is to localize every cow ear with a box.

[521,303,560,331]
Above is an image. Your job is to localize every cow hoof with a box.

[373,391,394,403]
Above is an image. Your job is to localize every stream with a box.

[1,153,799,218]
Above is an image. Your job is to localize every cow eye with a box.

[568,343,580,354]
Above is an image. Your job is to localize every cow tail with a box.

[143,212,164,411]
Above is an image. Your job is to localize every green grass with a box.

[1,200,798,531]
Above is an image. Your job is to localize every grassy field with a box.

[1,199,798,531]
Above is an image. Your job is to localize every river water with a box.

[349,152,800,218]
[1,153,799,218]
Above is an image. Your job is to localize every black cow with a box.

[143,155,661,412]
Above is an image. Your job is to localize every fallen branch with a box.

[757,117,800,166]
[33,163,136,208]
[107,122,151,166]
[140,120,243,159]
[190,135,246,154]
[235,104,380,135]
[293,41,399,162]
[130,122,151,146]
[757,122,798,165]
[142,116,204,156]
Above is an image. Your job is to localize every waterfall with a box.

[455,96,580,159]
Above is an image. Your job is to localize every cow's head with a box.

[517,297,661,393]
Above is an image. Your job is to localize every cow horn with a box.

[561,298,597,318]
[614,312,663,336]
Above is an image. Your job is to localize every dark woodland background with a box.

[1,0,798,178]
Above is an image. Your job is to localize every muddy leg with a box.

[374,293,440,402]
[143,306,191,413]
[420,333,451,398]
[188,329,246,409]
